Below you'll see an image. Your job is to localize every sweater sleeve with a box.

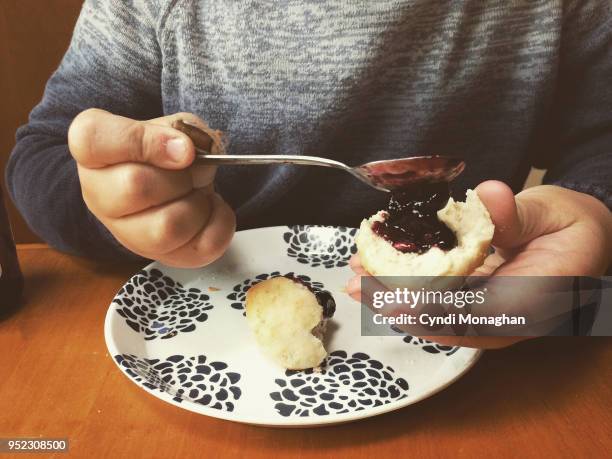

[536,0,612,209]
[5,0,169,260]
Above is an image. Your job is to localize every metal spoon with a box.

[173,120,465,192]
[194,152,465,192]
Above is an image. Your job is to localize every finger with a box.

[346,274,364,302]
[349,254,368,275]
[475,180,524,249]
[78,163,194,218]
[157,193,236,268]
[69,109,195,169]
[475,180,553,250]
[468,252,506,277]
[106,189,213,256]
[170,119,213,151]
[155,113,225,188]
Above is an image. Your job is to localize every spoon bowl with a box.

[355,156,465,191]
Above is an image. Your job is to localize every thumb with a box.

[170,118,224,188]
[475,180,547,249]
[69,109,196,170]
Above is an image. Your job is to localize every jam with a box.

[313,290,336,319]
[371,182,457,254]
[284,275,336,319]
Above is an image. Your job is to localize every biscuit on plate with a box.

[246,276,335,370]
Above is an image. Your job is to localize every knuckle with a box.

[81,190,99,216]
[199,206,236,260]
[148,210,184,253]
[118,166,150,204]
[74,108,104,128]
[126,122,147,162]
[77,168,105,215]
[69,109,103,159]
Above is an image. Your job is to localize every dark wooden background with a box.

[0,0,83,243]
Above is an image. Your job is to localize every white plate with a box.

[105,225,481,427]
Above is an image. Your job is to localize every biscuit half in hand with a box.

[356,188,494,277]
[246,276,336,370]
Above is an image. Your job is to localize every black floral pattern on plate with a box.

[227,271,324,315]
[389,326,460,356]
[270,351,409,417]
[283,226,357,268]
[113,268,213,340]
[115,354,242,412]
[402,335,460,356]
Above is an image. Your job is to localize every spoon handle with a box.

[194,149,349,170]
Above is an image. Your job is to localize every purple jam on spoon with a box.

[371,182,457,254]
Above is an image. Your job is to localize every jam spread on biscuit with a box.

[372,182,457,254]
[313,291,336,319]
[284,275,336,319]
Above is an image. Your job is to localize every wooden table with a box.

[1,245,611,458]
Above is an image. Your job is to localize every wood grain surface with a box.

[0,245,610,458]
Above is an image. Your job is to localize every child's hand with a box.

[347,181,612,349]
[68,109,236,267]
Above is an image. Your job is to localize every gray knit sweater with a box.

[6,0,612,260]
